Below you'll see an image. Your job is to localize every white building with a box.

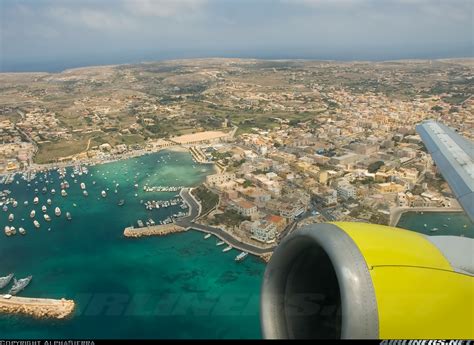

[336,183,357,200]
[243,220,277,243]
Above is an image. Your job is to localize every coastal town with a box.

[0,59,472,254]
[0,59,472,320]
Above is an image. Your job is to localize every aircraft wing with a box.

[416,120,474,222]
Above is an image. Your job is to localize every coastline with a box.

[390,205,464,227]
[0,296,75,319]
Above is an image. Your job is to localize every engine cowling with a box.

[260,222,473,339]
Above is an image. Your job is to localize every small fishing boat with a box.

[222,245,233,253]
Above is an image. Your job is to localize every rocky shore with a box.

[0,296,75,319]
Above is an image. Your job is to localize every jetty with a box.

[0,296,75,319]
[124,223,186,238]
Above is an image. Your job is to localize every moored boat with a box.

[44,214,51,222]
[235,252,249,262]
[61,189,67,197]
[0,273,14,289]
[47,198,52,205]
[33,220,40,228]
[80,182,86,190]
[19,227,26,235]
[30,210,35,218]
[33,196,39,204]
[222,245,233,252]
[41,205,47,213]
[216,241,225,246]
[101,190,107,198]
[55,207,61,216]
[83,190,88,197]
[66,212,72,220]
[204,233,211,239]
[4,226,12,236]
[8,276,32,296]
[8,213,14,222]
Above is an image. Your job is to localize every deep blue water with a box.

[0,151,265,339]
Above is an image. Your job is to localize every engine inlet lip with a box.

[261,223,379,339]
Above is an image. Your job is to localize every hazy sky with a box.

[1,0,473,71]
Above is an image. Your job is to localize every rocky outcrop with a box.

[0,296,75,319]
[124,224,186,238]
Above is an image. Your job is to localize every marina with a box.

[0,150,264,338]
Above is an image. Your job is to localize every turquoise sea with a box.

[397,211,474,239]
[0,151,265,339]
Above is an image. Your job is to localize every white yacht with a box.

[30,210,35,218]
[61,189,67,197]
[33,220,40,228]
[80,182,86,190]
[41,205,47,213]
[47,198,52,205]
[43,214,51,222]
[19,227,26,235]
[55,207,61,216]
[101,190,107,198]
[33,196,39,204]
[222,245,233,253]
[8,213,14,222]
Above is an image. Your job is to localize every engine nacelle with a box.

[260,222,473,339]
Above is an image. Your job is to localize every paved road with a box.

[177,188,275,255]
